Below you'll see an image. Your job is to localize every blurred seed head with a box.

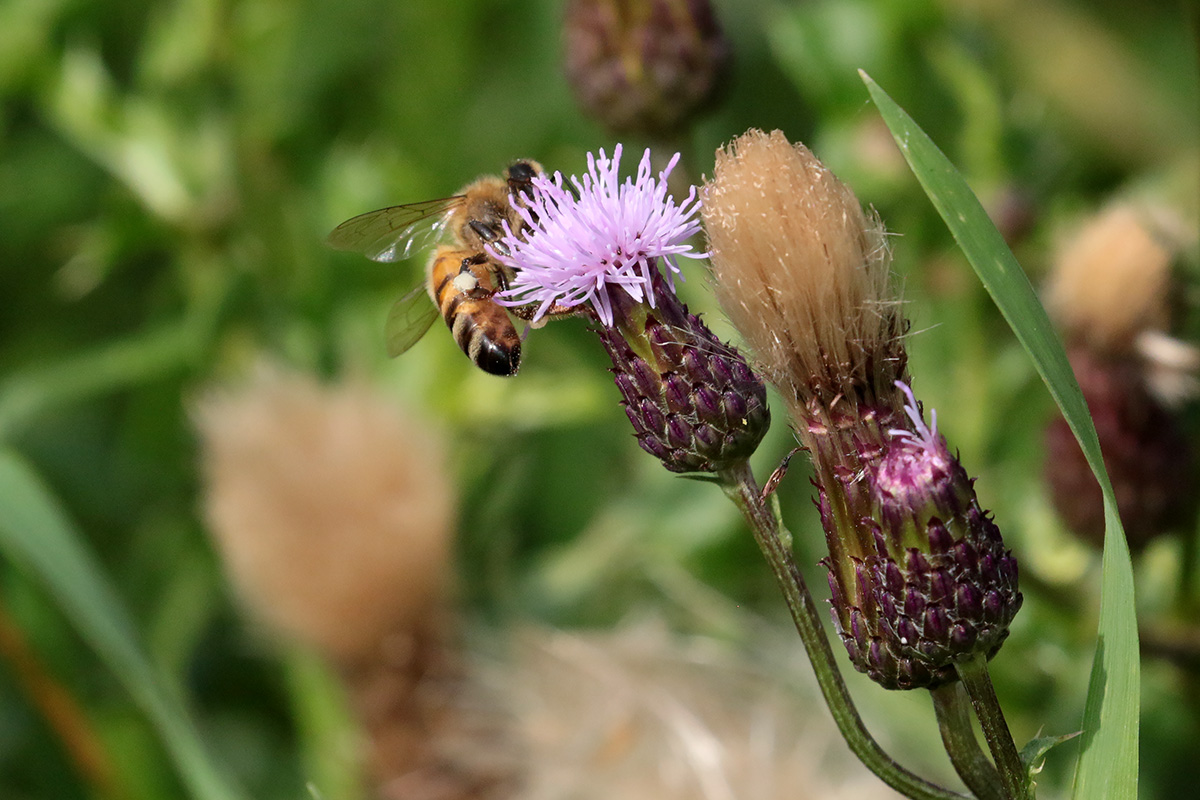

[506,623,902,800]
[195,369,454,661]
[563,0,730,138]
[1046,204,1172,355]
[195,371,523,798]
[702,131,1021,689]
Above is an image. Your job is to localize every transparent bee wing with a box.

[384,285,440,358]
[326,196,464,263]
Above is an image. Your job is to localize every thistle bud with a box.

[702,130,1022,689]
[813,385,1022,689]
[492,145,768,473]
[563,0,730,137]
[1045,349,1198,550]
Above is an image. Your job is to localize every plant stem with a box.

[0,598,119,799]
[719,460,970,800]
[931,683,1005,800]
[955,655,1030,800]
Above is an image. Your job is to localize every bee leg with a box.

[510,301,580,322]
[493,264,512,293]
[451,255,484,296]
[469,219,517,258]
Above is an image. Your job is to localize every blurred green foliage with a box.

[0,1,1196,799]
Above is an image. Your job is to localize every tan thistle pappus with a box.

[700,129,904,418]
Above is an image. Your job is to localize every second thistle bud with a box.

[816,386,1022,689]
[702,130,1023,690]
[598,273,769,473]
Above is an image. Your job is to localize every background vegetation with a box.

[0,0,1196,798]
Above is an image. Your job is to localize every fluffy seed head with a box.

[195,370,454,660]
[702,129,904,416]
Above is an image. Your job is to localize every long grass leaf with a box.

[860,70,1139,800]
[0,315,204,442]
[0,448,243,800]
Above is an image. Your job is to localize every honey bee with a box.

[327,160,546,376]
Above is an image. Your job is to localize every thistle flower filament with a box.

[492,145,705,325]
[890,381,939,453]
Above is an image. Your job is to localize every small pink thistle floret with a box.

[888,380,939,453]
[491,145,706,325]
[874,381,954,509]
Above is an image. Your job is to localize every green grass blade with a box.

[0,313,206,443]
[860,71,1139,800]
[0,448,244,800]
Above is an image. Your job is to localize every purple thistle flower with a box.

[491,145,706,326]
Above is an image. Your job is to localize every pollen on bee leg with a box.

[453,271,479,294]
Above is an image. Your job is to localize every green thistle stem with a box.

[931,683,1005,800]
[718,459,969,800]
[955,656,1030,800]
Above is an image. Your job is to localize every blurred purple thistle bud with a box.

[701,130,1022,690]
[1045,347,1197,551]
[492,146,768,473]
[562,0,730,138]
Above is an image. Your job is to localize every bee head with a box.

[506,160,543,198]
